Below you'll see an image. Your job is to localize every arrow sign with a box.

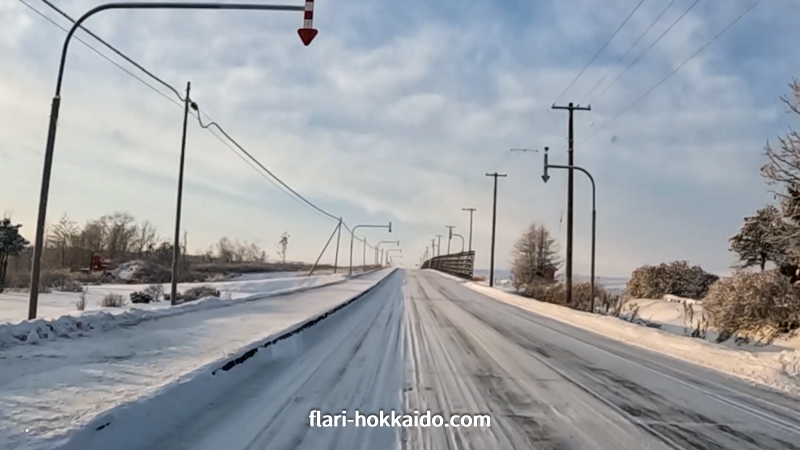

[298,28,318,46]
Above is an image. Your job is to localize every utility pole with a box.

[445,226,455,254]
[462,208,476,252]
[551,102,591,305]
[170,81,191,306]
[436,235,443,256]
[485,172,507,287]
[430,239,436,258]
[333,218,342,273]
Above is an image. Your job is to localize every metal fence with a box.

[421,251,475,279]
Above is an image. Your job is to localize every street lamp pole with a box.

[543,147,597,312]
[376,240,399,265]
[27,1,313,320]
[461,208,476,252]
[350,222,392,275]
[386,248,402,267]
[445,226,455,255]
[453,233,465,253]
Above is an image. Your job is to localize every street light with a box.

[445,226,455,254]
[350,222,391,275]
[376,240,399,265]
[461,208,476,252]
[543,147,597,313]
[452,233,465,253]
[26,1,315,320]
[385,248,402,266]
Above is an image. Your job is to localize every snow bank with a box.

[0,274,345,347]
[465,281,800,395]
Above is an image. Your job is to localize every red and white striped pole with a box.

[297,0,318,46]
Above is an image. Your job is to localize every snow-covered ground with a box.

[0,269,392,450]
[0,272,337,325]
[466,282,800,395]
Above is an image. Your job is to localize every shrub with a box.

[521,280,609,312]
[130,291,153,304]
[143,284,165,302]
[180,285,220,303]
[99,293,127,308]
[704,270,800,342]
[57,278,84,293]
[40,270,70,289]
[75,292,86,311]
[627,261,718,300]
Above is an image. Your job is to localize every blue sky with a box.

[1,0,798,276]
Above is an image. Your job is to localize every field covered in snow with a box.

[0,271,316,324]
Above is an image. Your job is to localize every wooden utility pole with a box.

[551,102,590,305]
[485,172,507,287]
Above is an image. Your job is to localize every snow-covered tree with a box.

[729,205,785,271]
[0,218,30,292]
[762,80,800,272]
[511,223,560,291]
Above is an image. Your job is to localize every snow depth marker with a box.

[297,0,318,46]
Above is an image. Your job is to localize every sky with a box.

[0,0,798,276]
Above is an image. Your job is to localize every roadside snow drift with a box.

[465,281,800,395]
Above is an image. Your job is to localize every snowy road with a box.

[80,270,800,449]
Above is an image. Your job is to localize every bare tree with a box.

[762,79,800,187]
[134,221,159,256]
[100,212,137,259]
[48,213,79,267]
[217,237,234,263]
[277,232,290,264]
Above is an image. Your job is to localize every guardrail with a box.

[421,251,475,279]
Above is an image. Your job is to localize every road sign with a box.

[298,0,317,46]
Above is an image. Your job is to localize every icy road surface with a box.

[87,270,800,449]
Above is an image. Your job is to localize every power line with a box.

[582,0,763,144]
[553,0,648,103]
[589,0,701,104]
[585,0,679,98]
[195,111,340,222]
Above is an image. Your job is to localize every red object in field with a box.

[91,254,103,271]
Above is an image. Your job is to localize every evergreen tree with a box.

[729,205,785,271]
[511,223,560,290]
[0,218,30,292]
